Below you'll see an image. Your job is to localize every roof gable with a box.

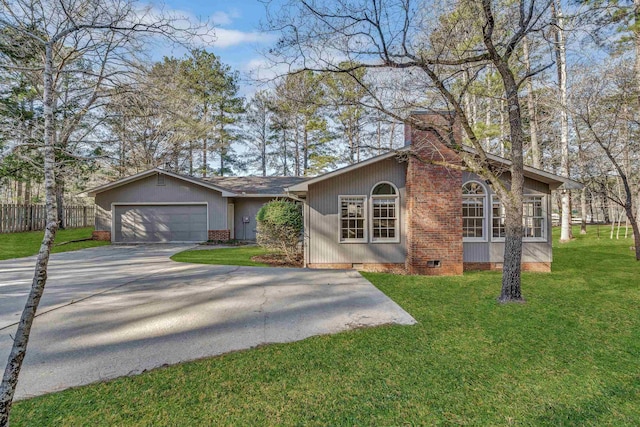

[87,168,236,197]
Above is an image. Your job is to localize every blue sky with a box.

[155,1,281,95]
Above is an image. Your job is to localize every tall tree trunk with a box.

[202,137,207,177]
[576,123,587,233]
[25,180,31,205]
[553,0,572,242]
[484,96,491,150]
[490,53,526,302]
[499,98,506,157]
[377,120,382,154]
[283,128,288,176]
[634,0,640,110]
[303,125,309,175]
[294,118,300,176]
[219,108,226,176]
[16,182,23,204]
[580,188,588,234]
[119,130,126,177]
[499,87,525,302]
[0,42,59,427]
[261,113,267,177]
[389,121,396,149]
[202,103,208,177]
[523,36,541,168]
[634,0,640,235]
[56,180,65,230]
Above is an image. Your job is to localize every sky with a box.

[154,0,282,96]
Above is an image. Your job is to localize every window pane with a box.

[372,183,396,195]
[463,194,485,238]
[340,197,366,241]
[372,192,398,240]
[463,182,485,195]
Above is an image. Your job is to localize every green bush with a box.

[256,199,303,263]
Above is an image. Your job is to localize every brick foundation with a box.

[405,112,464,276]
[307,263,407,274]
[208,229,231,241]
[92,230,111,241]
[464,262,551,273]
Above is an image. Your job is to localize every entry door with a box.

[227,203,235,239]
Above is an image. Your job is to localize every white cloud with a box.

[209,28,277,48]
[210,11,232,26]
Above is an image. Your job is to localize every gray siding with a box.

[462,171,553,263]
[94,174,227,231]
[307,158,407,264]
[232,197,274,240]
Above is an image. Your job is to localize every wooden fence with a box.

[0,204,94,233]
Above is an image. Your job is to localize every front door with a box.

[227,203,235,239]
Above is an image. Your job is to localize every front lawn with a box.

[11,226,640,425]
[0,227,109,260]
[170,246,271,267]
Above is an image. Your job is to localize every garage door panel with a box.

[114,205,207,243]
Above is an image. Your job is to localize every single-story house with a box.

[88,112,581,275]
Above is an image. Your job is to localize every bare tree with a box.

[551,0,573,242]
[267,0,557,301]
[0,1,200,423]
[572,61,640,259]
[522,35,542,168]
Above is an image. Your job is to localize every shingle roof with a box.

[201,176,308,195]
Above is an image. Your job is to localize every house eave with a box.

[459,146,583,190]
[232,193,292,198]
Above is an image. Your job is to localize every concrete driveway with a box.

[0,245,415,400]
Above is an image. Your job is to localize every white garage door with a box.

[114,205,207,243]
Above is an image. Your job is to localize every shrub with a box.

[256,199,303,263]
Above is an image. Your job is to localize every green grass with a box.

[11,226,640,425]
[170,246,271,267]
[0,227,109,260]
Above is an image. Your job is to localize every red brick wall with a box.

[92,230,111,241]
[405,112,464,275]
[208,229,231,241]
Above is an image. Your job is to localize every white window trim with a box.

[490,195,506,242]
[462,180,488,243]
[370,181,400,244]
[522,195,547,242]
[490,194,547,242]
[338,195,368,243]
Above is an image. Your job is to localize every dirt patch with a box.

[251,253,303,268]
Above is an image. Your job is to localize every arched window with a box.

[462,181,486,241]
[370,182,399,242]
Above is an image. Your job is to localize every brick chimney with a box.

[405,111,464,275]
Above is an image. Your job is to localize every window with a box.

[462,182,486,240]
[371,182,399,243]
[523,196,544,238]
[492,197,507,239]
[340,196,367,242]
[491,195,546,241]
